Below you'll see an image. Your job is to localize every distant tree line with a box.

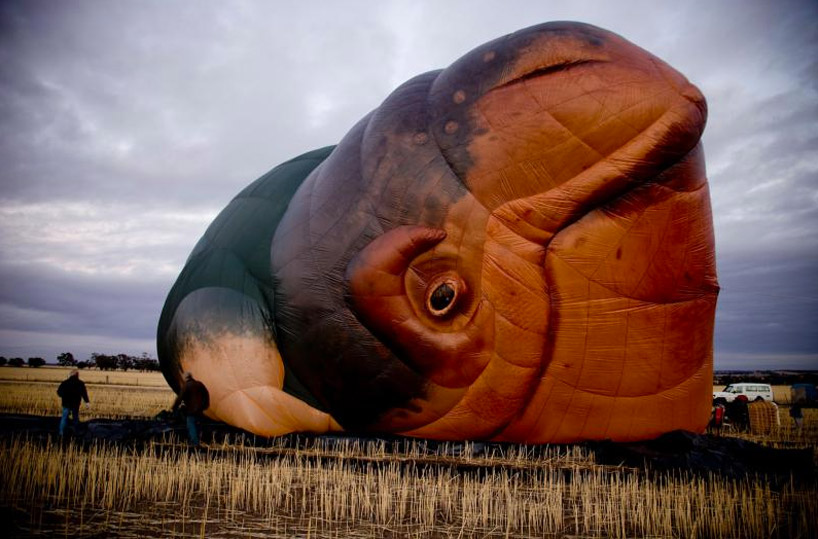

[714,370,818,386]
[0,357,37,368]
[0,352,161,372]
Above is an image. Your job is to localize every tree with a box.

[56,352,76,367]
[135,353,160,371]
[0,357,7,367]
[76,360,92,369]
[91,353,117,371]
[116,354,135,371]
[9,357,24,367]
[27,357,46,368]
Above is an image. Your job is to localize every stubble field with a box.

[0,366,815,538]
[0,368,171,420]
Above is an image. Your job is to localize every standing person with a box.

[735,394,750,431]
[727,395,750,432]
[708,403,726,436]
[789,404,804,431]
[171,372,210,446]
[57,369,89,436]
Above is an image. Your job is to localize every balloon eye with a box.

[427,281,457,316]
[430,283,455,310]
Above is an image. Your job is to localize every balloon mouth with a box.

[489,58,606,93]
[451,24,709,216]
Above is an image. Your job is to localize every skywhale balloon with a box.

[158,21,718,443]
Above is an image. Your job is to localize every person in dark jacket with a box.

[172,372,210,446]
[789,404,804,431]
[57,369,89,436]
[727,394,750,432]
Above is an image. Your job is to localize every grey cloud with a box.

[0,0,816,369]
[708,87,818,260]
[0,262,169,343]
[715,253,818,355]
[0,1,402,206]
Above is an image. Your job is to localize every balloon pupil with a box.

[430,283,455,312]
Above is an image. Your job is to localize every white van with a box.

[713,383,774,404]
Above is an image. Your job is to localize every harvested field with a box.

[1,432,815,538]
[0,381,173,420]
[0,368,814,537]
[0,367,173,420]
[0,367,166,387]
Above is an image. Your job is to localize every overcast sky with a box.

[0,0,816,370]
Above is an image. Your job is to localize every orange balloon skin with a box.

[346,22,717,442]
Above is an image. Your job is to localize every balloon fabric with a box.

[158,21,718,443]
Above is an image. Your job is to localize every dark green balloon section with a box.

[158,147,334,411]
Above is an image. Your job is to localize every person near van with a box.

[708,403,725,436]
[57,369,90,436]
[171,372,210,446]
[727,395,750,431]
[789,404,804,431]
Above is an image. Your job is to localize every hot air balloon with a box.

[158,21,718,443]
